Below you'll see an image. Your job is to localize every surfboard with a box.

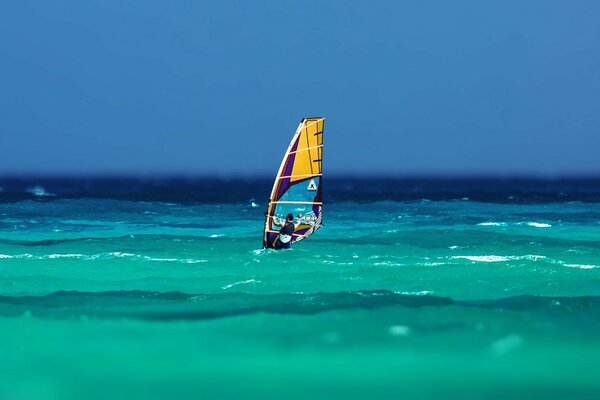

[263,117,324,249]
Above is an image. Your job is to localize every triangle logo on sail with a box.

[307,179,317,191]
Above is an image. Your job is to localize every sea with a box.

[1,177,599,400]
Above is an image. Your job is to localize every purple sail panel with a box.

[275,137,300,201]
[265,231,278,248]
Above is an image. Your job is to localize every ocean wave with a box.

[418,262,446,267]
[477,221,551,228]
[222,278,261,290]
[0,253,33,259]
[143,257,178,262]
[563,263,600,269]
[109,252,136,258]
[0,289,453,320]
[452,255,511,262]
[0,252,208,264]
[26,186,56,197]
[372,261,405,267]
[524,222,552,228]
[477,222,507,227]
[394,290,433,296]
[0,218,22,224]
[1,290,599,322]
[451,255,550,263]
[57,219,112,226]
[46,254,85,259]
[449,254,599,270]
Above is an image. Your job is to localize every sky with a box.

[1,0,599,176]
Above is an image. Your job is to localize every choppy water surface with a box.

[1,178,599,400]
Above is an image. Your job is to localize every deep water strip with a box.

[1,290,600,324]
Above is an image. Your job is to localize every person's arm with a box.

[272,216,284,227]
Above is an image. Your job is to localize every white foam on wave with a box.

[210,234,224,238]
[373,261,405,267]
[477,221,551,228]
[452,255,510,262]
[419,262,446,267]
[106,253,208,263]
[395,290,433,296]
[520,255,550,261]
[452,255,550,263]
[26,186,56,197]
[143,256,178,262]
[563,263,600,269]
[525,222,552,228]
[1,252,208,263]
[0,254,33,259]
[182,259,208,264]
[222,278,260,290]
[109,252,137,258]
[46,254,85,259]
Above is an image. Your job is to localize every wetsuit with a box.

[276,221,295,249]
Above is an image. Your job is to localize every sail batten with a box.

[288,144,323,155]
[263,117,324,249]
[277,173,323,180]
[271,201,323,205]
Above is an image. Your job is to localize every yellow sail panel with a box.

[290,118,324,183]
[290,148,312,180]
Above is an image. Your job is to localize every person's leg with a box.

[273,236,281,250]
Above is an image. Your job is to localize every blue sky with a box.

[1,0,599,176]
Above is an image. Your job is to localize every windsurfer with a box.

[273,213,298,249]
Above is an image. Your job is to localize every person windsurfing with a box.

[272,213,299,249]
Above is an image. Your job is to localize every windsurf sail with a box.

[263,117,324,249]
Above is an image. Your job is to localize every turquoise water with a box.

[1,178,600,399]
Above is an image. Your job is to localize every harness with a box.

[279,221,295,243]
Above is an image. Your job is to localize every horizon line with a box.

[2,172,600,180]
